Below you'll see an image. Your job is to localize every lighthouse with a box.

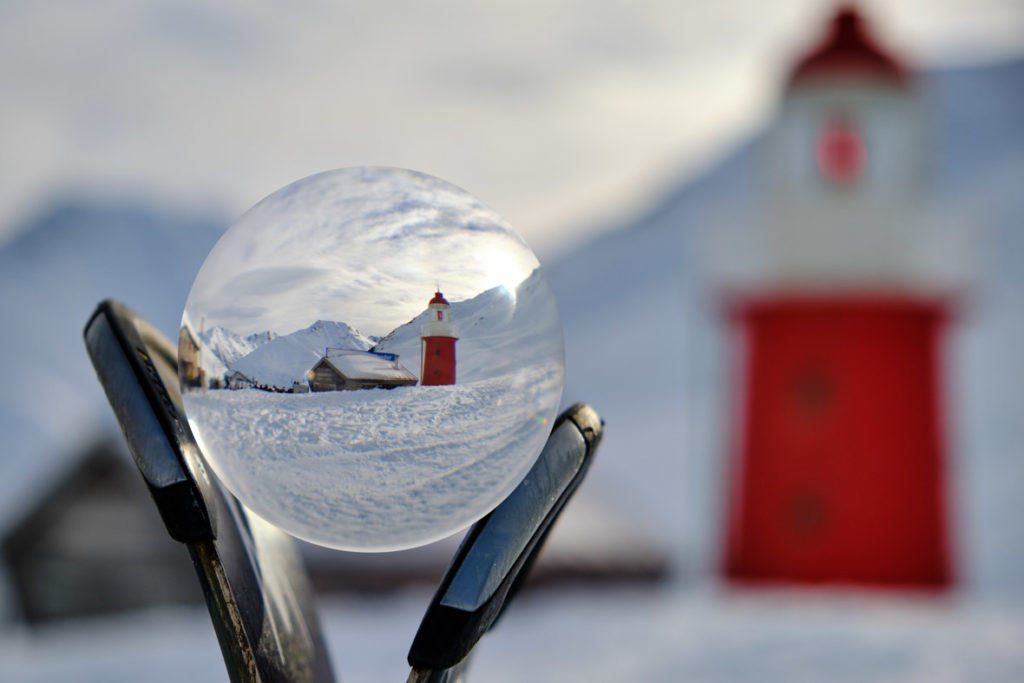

[420,290,458,386]
[720,6,955,588]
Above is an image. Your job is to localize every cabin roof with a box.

[315,350,416,382]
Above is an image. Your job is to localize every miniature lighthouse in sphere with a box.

[420,290,458,386]
[721,6,956,588]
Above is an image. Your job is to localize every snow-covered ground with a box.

[180,259,566,553]
[184,362,563,552]
[4,586,1024,682]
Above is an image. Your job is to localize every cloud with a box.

[220,266,330,298]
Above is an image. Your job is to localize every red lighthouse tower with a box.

[420,290,458,386]
[721,7,954,588]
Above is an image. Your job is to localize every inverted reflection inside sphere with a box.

[179,168,565,551]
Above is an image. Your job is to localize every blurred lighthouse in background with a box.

[420,290,458,386]
[721,5,958,588]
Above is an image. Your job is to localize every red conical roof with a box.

[789,5,909,88]
[429,291,449,305]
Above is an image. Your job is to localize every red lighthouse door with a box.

[421,336,457,386]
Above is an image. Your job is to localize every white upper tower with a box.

[762,5,933,290]
[421,290,458,338]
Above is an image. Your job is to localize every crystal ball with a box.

[179,167,565,551]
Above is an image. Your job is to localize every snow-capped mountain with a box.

[199,326,276,368]
[192,326,277,383]
[227,320,373,388]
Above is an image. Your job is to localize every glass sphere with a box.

[178,167,564,551]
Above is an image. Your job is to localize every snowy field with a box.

[3,585,1024,682]
[184,361,563,551]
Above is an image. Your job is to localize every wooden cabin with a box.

[307,349,417,392]
[177,326,205,389]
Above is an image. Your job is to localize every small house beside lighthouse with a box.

[420,290,458,385]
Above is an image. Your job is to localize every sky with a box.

[1,0,1023,259]
[184,167,540,337]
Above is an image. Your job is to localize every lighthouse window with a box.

[786,489,829,537]
[435,349,441,356]
[791,365,833,415]
[437,310,443,321]
[816,116,866,186]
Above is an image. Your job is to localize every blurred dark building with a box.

[2,441,202,623]
[2,443,667,625]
